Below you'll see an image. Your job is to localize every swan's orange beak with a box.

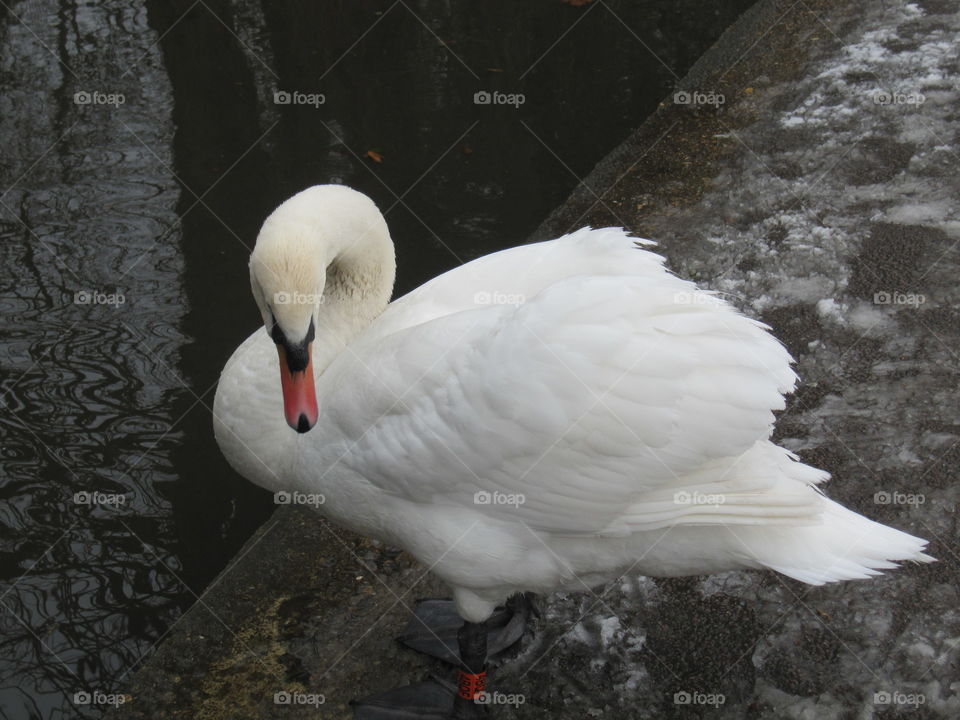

[277,344,318,433]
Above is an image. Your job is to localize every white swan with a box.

[214,185,932,714]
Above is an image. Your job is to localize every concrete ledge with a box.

[112,505,449,719]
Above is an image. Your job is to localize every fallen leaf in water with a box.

[462,145,473,155]
[365,150,384,163]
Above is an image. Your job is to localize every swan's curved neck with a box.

[252,186,397,363]
[321,227,396,341]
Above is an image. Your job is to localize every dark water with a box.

[0,0,753,717]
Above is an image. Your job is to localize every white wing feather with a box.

[318,228,821,537]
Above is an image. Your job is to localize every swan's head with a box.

[249,219,323,434]
[248,185,396,434]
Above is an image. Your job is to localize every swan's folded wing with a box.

[320,267,815,536]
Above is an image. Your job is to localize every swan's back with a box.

[360,227,670,341]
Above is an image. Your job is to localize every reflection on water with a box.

[0,0,753,717]
[0,2,185,718]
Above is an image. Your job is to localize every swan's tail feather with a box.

[620,442,933,584]
[751,499,934,585]
[617,443,832,533]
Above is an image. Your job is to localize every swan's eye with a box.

[270,317,316,372]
